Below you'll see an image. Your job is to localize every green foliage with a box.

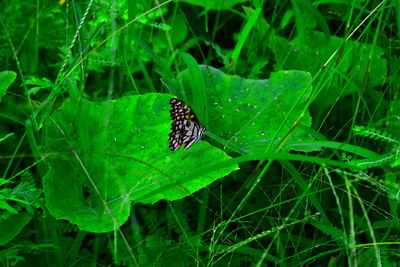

[0,0,398,266]
[0,71,16,102]
[177,0,247,10]
[0,212,33,246]
[351,125,400,168]
[353,125,399,144]
[0,173,41,248]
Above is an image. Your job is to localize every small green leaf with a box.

[24,76,54,96]
[0,200,18,214]
[0,71,17,101]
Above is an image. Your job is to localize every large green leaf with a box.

[172,66,313,153]
[43,93,238,233]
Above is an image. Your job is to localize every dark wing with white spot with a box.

[169,98,206,151]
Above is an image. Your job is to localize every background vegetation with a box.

[1,0,399,265]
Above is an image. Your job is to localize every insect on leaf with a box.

[169,98,206,150]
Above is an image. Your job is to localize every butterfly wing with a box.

[169,98,205,151]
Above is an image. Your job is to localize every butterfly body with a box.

[169,98,206,151]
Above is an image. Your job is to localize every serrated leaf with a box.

[43,93,238,233]
[311,218,346,245]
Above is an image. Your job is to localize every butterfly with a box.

[169,98,206,151]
